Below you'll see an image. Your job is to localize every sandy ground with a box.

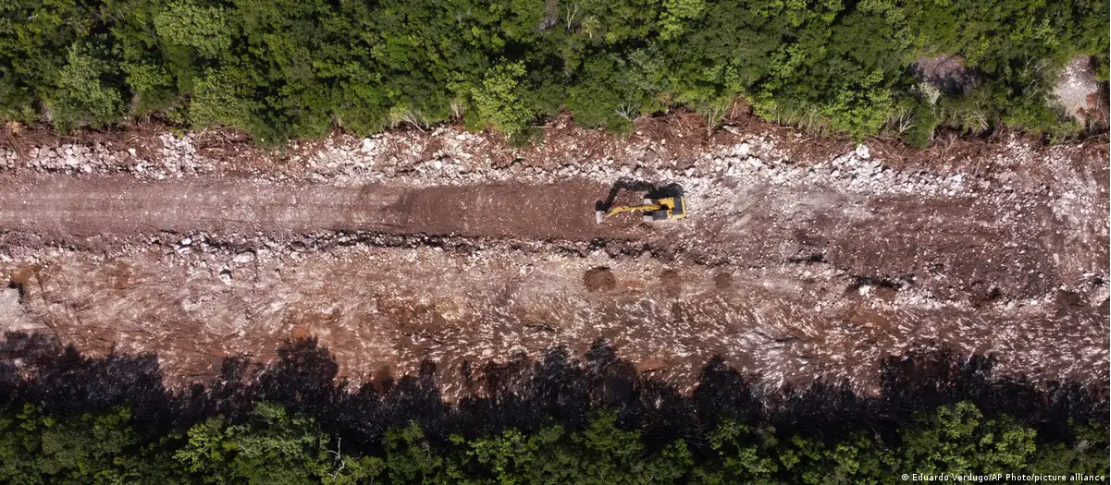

[0,116,1107,397]
[1053,55,1107,124]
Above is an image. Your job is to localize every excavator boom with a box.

[595,201,672,224]
[604,204,663,218]
[595,184,687,224]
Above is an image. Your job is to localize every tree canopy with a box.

[1,0,1107,145]
[0,335,1107,484]
[1,400,1107,483]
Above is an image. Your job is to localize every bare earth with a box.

[1,118,1107,397]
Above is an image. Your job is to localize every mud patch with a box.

[391,182,637,240]
[107,260,136,290]
[970,282,1003,309]
[583,267,617,292]
[660,269,682,297]
[9,266,36,286]
[713,272,733,290]
[1053,290,1087,318]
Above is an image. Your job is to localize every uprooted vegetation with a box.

[0,333,1108,483]
[0,0,1107,146]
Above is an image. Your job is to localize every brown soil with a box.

[0,116,1107,397]
[713,272,733,289]
[583,267,617,292]
[4,247,1103,395]
[659,270,681,297]
[0,177,639,243]
[0,175,1102,305]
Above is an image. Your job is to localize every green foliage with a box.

[52,43,126,131]
[693,419,780,483]
[895,402,1037,474]
[900,98,940,149]
[566,56,640,132]
[472,60,534,135]
[174,402,381,484]
[0,404,141,484]
[0,0,1106,144]
[1029,420,1111,479]
[153,2,233,59]
[0,401,1107,484]
[658,0,705,41]
[384,421,449,483]
[906,0,1109,138]
[188,69,256,133]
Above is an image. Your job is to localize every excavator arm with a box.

[594,183,686,224]
[596,203,663,223]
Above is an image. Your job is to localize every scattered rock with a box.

[855,144,870,159]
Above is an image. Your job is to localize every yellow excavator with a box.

[595,190,687,224]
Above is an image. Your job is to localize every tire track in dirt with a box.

[0,175,1104,303]
[0,177,641,241]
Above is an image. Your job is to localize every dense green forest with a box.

[0,334,1107,483]
[1,0,1107,147]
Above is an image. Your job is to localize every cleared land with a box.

[1,120,1107,396]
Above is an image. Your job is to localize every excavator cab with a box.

[641,195,686,221]
[595,184,687,224]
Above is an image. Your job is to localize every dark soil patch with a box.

[8,266,36,286]
[713,272,733,290]
[872,285,898,302]
[970,283,1004,309]
[392,182,638,240]
[660,269,681,297]
[911,54,982,96]
[1053,290,1086,317]
[583,267,617,292]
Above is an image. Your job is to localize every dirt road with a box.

[0,123,1107,395]
[0,178,633,239]
[1,175,1102,302]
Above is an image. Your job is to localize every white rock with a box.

[179,237,192,246]
[855,144,870,159]
[360,138,376,153]
[233,252,255,264]
[127,148,137,157]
